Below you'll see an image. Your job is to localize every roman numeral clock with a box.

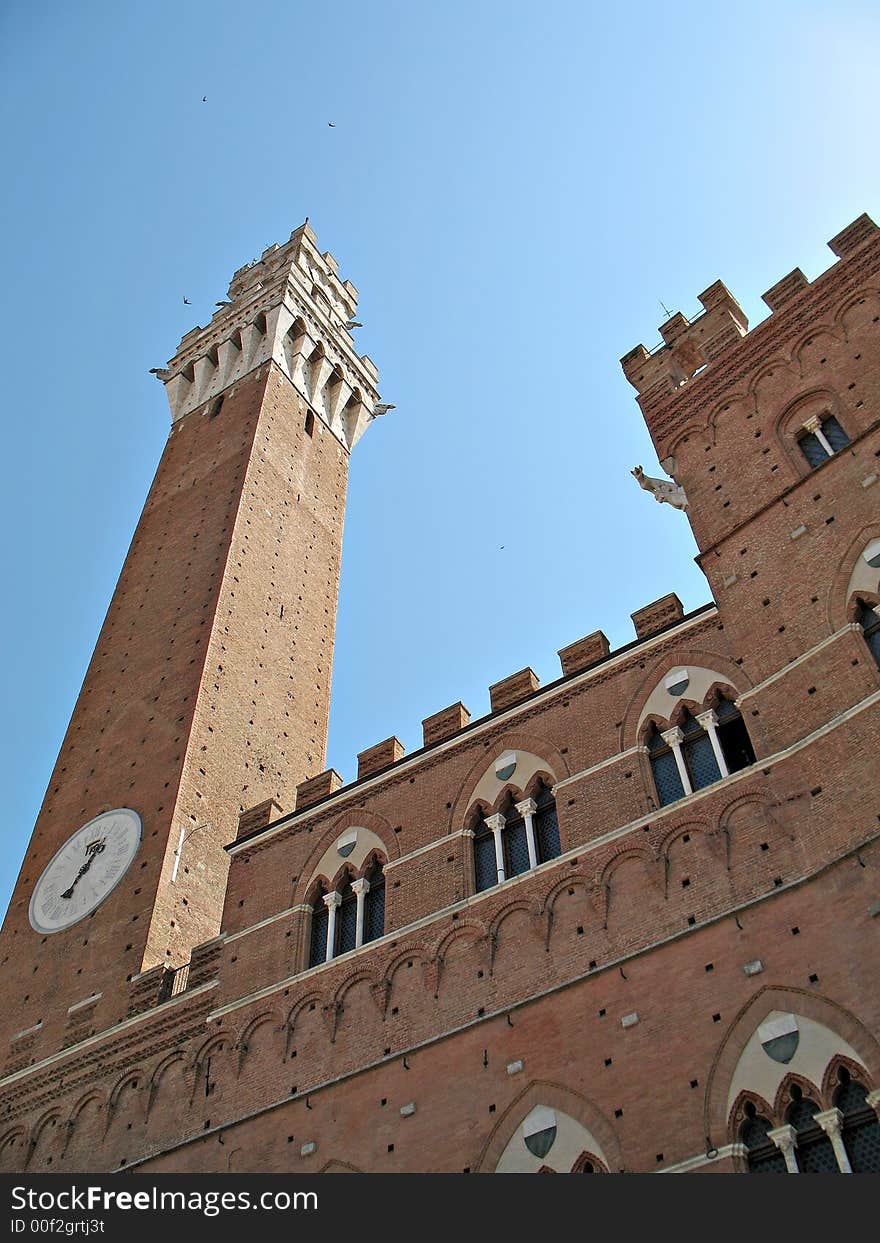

[28,809,142,934]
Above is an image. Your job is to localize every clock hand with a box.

[60,841,106,900]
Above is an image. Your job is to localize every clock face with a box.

[28,808,142,934]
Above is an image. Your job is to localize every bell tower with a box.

[0,223,384,1053]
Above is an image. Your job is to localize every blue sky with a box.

[1,0,878,920]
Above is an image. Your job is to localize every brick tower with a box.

[0,224,384,1055]
[1,215,878,1176]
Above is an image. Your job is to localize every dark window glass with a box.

[741,1111,788,1174]
[309,897,328,968]
[713,695,755,772]
[474,822,497,892]
[648,729,685,806]
[364,865,385,945]
[857,600,880,668]
[505,814,531,877]
[787,1092,839,1174]
[534,783,561,862]
[799,431,829,468]
[683,728,721,790]
[822,416,849,452]
[336,881,358,956]
[835,1072,880,1173]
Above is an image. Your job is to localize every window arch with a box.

[834,1068,880,1172]
[472,782,561,893]
[856,598,880,668]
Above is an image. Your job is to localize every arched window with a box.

[309,885,329,968]
[739,1103,788,1174]
[834,1068,880,1172]
[647,700,755,807]
[856,599,880,668]
[797,415,849,468]
[533,780,561,862]
[473,811,498,893]
[363,859,385,946]
[472,782,561,893]
[785,1086,839,1173]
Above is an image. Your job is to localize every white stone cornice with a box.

[160,222,383,443]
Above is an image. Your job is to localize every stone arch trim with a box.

[822,1053,873,1106]
[294,809,398,906]
[571,1149,608,1173]
[475,1079,623,1173]
[621,648,752,751]
[828,520,880,630]
[772,1071,824,1123]
[449,732,570,835]
[704,985,880,1140]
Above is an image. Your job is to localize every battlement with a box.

[159,221,384,448]
[621,213,879,450]
[235,593,715,836]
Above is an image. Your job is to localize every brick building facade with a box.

[1,216,878,1174]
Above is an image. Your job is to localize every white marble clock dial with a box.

[28,808,142,933]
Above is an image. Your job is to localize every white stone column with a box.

[803,414,834,458]
[352,877,370,949]
[516,798,539,870]
[814,1107,852,1173]
[323,891,341,962]
[767,1124,800,1173]
[661,726,693,796]
[486,813,507,885]
[696,709,729,778]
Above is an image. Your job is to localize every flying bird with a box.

[202,96,207,102]
[183,297,191,305]
[328,121,336,127]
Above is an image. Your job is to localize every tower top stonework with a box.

[161,221,383,449]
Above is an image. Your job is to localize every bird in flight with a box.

[328,121,336,127]
[183,297,191,305]
[202,96,207,102]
